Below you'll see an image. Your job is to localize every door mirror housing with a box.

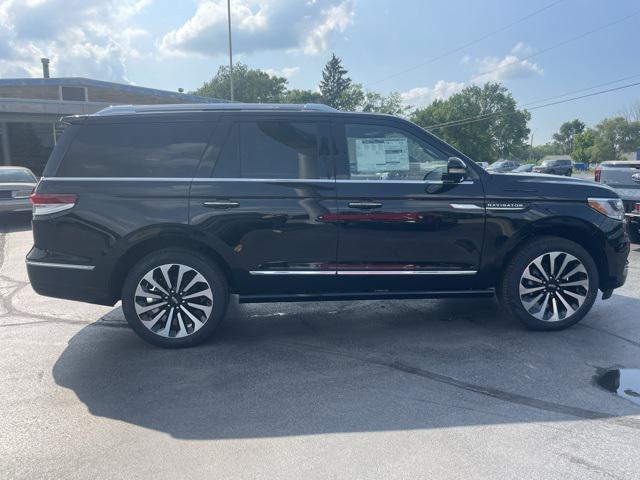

[444,157,467,183]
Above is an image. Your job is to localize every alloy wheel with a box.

[518,251,589,322]
[134,263,213,338]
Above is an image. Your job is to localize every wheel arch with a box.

[108,231,236,303]
[494,217,609,290]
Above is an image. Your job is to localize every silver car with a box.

[0,167,37,214]
[595,160,640,242]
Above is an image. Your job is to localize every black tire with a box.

[498,236,599,331]
[122,249,229,348]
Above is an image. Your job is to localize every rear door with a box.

[189,114,338,295]
[332,116,486,292]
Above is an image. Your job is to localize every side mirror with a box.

[444,157,467,183]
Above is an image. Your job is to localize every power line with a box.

[425,80,640,130]
[368,0,566,87]
[473,8,640,80]
[422,73,640,129]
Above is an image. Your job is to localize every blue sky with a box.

[1,0,639,143]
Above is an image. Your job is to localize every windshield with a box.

[0,168,36,183]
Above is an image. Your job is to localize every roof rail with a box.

[94,103,339,116]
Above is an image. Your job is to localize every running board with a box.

[238,289,495,304]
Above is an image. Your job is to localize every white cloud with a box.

[0,0,150,82]
[470,44,543,83]
[401,80,465,107]
[159,0,354,58]
[264,66,300,79]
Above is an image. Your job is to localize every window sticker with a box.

[355,137,409,173]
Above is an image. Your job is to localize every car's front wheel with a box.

[498,237,599,330]
[122,249,229,348]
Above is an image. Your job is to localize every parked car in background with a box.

[513,164,534,173]
[477,162,489,170]
[595,160,640,242]
[533,158,573,176]
[0,166,37,214]
[487,160,519,173]
[572,162,588,171]
[26,103,630,348]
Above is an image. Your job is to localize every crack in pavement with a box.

[276,339,640,431]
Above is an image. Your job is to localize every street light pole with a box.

[227,0,234,102]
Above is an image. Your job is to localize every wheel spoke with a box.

[141,309,166,330]
[555,291,575,317]
[532,255,549,281]
[522,269,544,284]
[136,301,167,314]
[175,312,188,338]
[180,305,204,328]
[175,265,187,292]
[162,307,175,336]
[532,293,551,320]
[160,265,173,291]
[519,285,546,295]
[182,288,213,300]
[559,279,589,288]
[521,292,544,310]
[556,253,574,279]
[562,288,587,302]
[183,272,207,293]
[560,264,586,280]
[142,274,169,296]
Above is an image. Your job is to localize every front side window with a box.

[343,124,449,181]
[213,121,329,179]
[58,122,214,178]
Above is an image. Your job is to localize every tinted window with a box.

[58,122,213,177]
[344,123,448,181]
[213,121,328,179]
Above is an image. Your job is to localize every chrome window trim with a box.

[249,270,477,276]
[41,177,474,185]
[26,260,95,271]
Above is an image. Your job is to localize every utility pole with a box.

[529,131,534,163]
[227,0,234,102]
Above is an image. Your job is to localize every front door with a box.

[332,117,486,292]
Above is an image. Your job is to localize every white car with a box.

[0,167,37,214]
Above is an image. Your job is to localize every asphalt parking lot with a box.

[1,213,639,479]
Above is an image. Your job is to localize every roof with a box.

[0,77,219,103]
[92,103,339,116]
[541,155,572,161]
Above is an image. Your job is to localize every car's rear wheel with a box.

[498,237,599,330]
[122,249,228,348]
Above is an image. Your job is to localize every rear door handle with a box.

[203,201,240,209]
[348,201,383,210]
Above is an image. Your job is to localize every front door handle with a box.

[203,201,240,209]
[348,201,383,210]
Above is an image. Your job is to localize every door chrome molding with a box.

[249,270,477,276]
[449,204,483,210]
[336,270,477,276]
[249,270,336,275]
[26,260,95,271]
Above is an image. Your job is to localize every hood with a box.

[484,172,617,200]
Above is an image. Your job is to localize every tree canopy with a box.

[552,119,585,154]
[319,53,353,110]
[410,83,531,163]
[194,63,288,103]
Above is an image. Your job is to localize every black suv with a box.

[533,158,573,176]
[27,104,630,348]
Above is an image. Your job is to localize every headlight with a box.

[588,198,624,220]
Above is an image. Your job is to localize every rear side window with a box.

[57,122,214,178]
[213,121,330,179]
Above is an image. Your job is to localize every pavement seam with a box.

[276,339,640,431]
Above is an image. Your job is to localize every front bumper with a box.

[0,198,31,213]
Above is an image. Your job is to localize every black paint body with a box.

[27,111,630,305]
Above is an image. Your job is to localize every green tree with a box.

[352,86,408,115]
[319,53,352,110]
[571,129,597,163]
[283,89,324,104]
[410,83,530,163]
[552,119,585,154]
[592,117,640,161]
[194,63,288,103]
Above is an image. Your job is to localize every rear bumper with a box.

[26,248,114,306]
[0,198,31,213]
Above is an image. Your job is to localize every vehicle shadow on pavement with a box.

[0,213,31,233]
[52,295,640,440]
